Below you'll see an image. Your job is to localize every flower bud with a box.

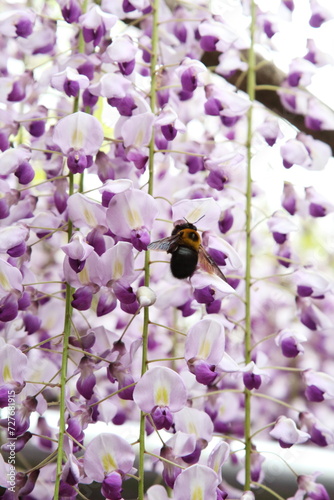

[136,286,156,307]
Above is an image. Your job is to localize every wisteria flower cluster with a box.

[0,0,334,499]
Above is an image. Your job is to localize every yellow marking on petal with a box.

[135,129,144,148]
[126,208,141,229]
[78,265,89,285]
[0,272,10,292]
[102,453,117,473]
[198,339,210,359]
[211,456,220,474]
[188,208,204,223]
[71,127,84,149]
[113,259,123,280]
[191,485,203,500]
[155,385,169,406]
[3,364,11,383]
[187,421,198,437]
[83,207,96,227]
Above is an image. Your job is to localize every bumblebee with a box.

[147,220,226,281]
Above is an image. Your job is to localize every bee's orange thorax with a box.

[179,229,201,251]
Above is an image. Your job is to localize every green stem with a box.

[244,0,256,492]
[251,482,286,500]
[54,169,75,498]
[138,2,159,499]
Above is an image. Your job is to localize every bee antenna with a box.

[192,214,205,225]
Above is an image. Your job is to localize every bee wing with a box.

[198,245,227,281]
[148,234,181,253]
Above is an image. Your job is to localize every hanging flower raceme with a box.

[133,366,187,430]
[52,112,104,174]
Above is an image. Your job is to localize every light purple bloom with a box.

[0,9,36,38]
[176,58,207,93]
[287,58,315,87]
[173,464,219,500]
[291,472,331,500]
[79,5,117,46]
[0,225,29,256]
[89,73,132,99]
[133,366,187,429]
[198,18,237,52]
[256,117,283,146]
[185,318,226,385]
[294,269,330,298]
[297,133,332,170]
[303,370,334,402]
[269,416,310,448]
[155,105,186,142]
[0,342,27,405]
[105,36,137,75]
[83,432,135,481]
[216,49,248,78]
[51,68,89,97]
[309,0,332,27]
[299,412,334,447]
[174,407,214,446]
[53,111,103,157]
[106,188,158,250]
[280,138,311,169]
[267,211,297,243]
[117,112,155,148]
[275,330,307,358]
[207,441,230,482]
[67,193,107,229]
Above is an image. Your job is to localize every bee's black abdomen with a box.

[171,246,198,279]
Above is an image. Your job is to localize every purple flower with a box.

[0,10,35,38]
[106,188,158,251]
[105,36,137,75]
[76,356,96,400]
[173,464,219,500]
[53,112,104,174]
[83,433,135,483]
[275,330,306,358]
[155,105,185,142]
[185,319,228,385]
[51,68,89,97]
[299,412,334,447]
[60,0,82,23]
[267,211,297,243]
[303,370,334,402]
[256,117,283,146]
[295,473,330,500]
[79,5,117,46]
[133,366,187,430]
[176,58,206,93]
[269,416,310,448]
[0,344,27,406]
